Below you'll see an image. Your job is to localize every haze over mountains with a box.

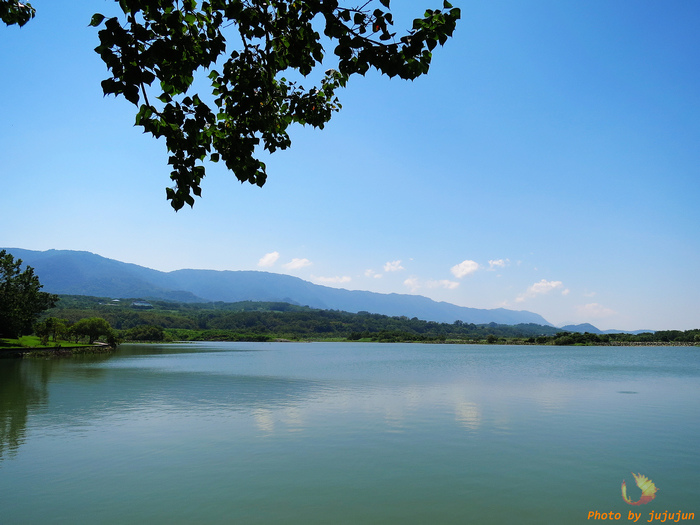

[5,248,653,333]
[5,248,555,326]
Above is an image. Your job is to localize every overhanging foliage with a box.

[89,0,460,209]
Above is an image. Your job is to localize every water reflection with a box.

[253,408,275,433]
[0,354,118,460]
[3,344,698,449]
[7,342,691,452]
[454,401,480,430]
[1,343,699,524]
[0,360,48,459]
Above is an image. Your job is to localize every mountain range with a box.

[5,248,555,326]
[559,323,653,336]
[5,248,654,333]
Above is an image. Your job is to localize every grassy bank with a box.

[0,335,95,349]
[0,336,112,358]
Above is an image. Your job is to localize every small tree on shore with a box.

[0,250,58,339]
[35,317,69,344]
[69,317,113,344]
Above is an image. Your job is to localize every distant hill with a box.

[560,323,603,334]
[4,248,202,302]
[561,323,655,335]
[4,248,553,326]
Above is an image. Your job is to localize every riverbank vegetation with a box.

[4,294,697,354]
[39,295,699,346]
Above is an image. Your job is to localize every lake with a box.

[1,342,698,524]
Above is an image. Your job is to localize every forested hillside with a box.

[48,295,561,342]
[4,249,552,326]
[45,296,699,345]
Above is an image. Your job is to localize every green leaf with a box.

[89,13,105,27]
[100,78,120,96]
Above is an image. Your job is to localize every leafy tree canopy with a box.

[2,1,460,210]
[70,317,114,344]
[0,250,58,338]
[0,1,35,27]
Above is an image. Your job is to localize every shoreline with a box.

[0,343,116,358]
[1,340,696,359]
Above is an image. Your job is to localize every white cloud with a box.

[562,288,570,296]
[257,251,280,268]
[384,260,404,272]
[426,279,460,290]
[450,260,480,278]
[516,279,564,302]
[314,275,352,284]
[488,258,509,270]
[576,303,617,319]
[283,258,312,270]
[529,279,563,294]
[365,269,383,279]
[403,277,420,292]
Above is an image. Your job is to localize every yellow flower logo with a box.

[621,472,658,505]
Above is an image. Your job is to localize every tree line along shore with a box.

[2,295,696,354]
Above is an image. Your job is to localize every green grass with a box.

[0,335,40,349]
[0,336,93,350]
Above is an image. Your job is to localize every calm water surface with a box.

[1,342,698,524]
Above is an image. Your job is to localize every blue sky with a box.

[1,1,699,331]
